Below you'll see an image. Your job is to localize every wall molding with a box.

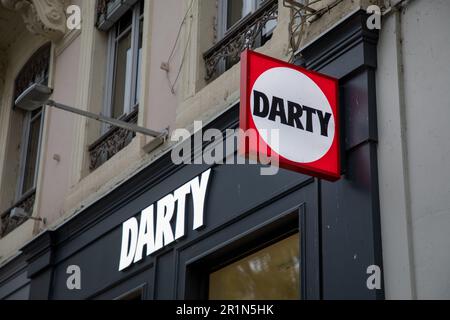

[55,28,81,57]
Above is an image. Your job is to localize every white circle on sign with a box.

[250,67,335,163]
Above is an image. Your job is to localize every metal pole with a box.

[46,100,167,138]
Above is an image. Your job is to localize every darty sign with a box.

[240,50,340,181]
[118,169,211,271]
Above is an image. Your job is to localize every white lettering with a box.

[191,169,211,230]
[174,182,191,240]
[118,218,139,271]
[118,169,212,271]
[134,205,156,263]
[155,193,175,251]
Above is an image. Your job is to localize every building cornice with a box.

[1,0,66,41]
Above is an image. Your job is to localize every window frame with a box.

[16,107,45,200]
[184,206,310,300]
[214,0,277,76]
[13,44,50,202]
[113,284,146,300]
[102,1,144,133]
[217,0,263,40]
[208,231,301,300]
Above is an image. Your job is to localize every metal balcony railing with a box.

[0,188,36,238]
[88,107,139,171]
[14,44,50,102]
[203,0,278,81]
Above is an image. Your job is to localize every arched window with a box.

[0,43,51,238]
[14,43,51,199]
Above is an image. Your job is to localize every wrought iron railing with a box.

[14,43,50,101]
[0,188,36,238]
[88,107,139,171]
[203,0,278,81]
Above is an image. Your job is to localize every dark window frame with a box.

[114,284,146,300]
[184,206,310,300]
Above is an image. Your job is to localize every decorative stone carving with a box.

[1,0,67,41]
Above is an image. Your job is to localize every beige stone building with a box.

[0,0,346,266]
[0,0,449,300]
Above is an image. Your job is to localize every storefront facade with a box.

[0,10,383,300]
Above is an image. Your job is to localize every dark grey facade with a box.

[0,10,383,300]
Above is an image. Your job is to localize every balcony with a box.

[88,107,139,171]
[203,0,278,81]
[0,189,36,238]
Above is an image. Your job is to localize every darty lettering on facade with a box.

[119,169,211,271]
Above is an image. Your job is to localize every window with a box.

[14,44,50,201]
[218,0,264,36]
[0,43,50,238]
[18,108,44,197]
[105,0,144,124]
[218,0,276,41]
[209,233,300,300]
[204,0,278,81]
[88,1,143,170]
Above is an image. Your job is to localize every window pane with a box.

[227,0,244,29]
[22,111,42,195]
[209,233,300,300]
[139,0,144,16]
[118,9,132,35]
[256,0,265,8]
[112,30,132,118]
[134,19,143,106]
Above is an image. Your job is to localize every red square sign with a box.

[239,50,340,181]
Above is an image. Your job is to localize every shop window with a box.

[209,233,300,300]
[204,0,278,81]
[88,0,144,171]
[184,209,310,300]
[0,43,50,238]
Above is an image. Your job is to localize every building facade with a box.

[0,0,449,300]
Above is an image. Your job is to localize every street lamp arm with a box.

[46,100,168,139]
